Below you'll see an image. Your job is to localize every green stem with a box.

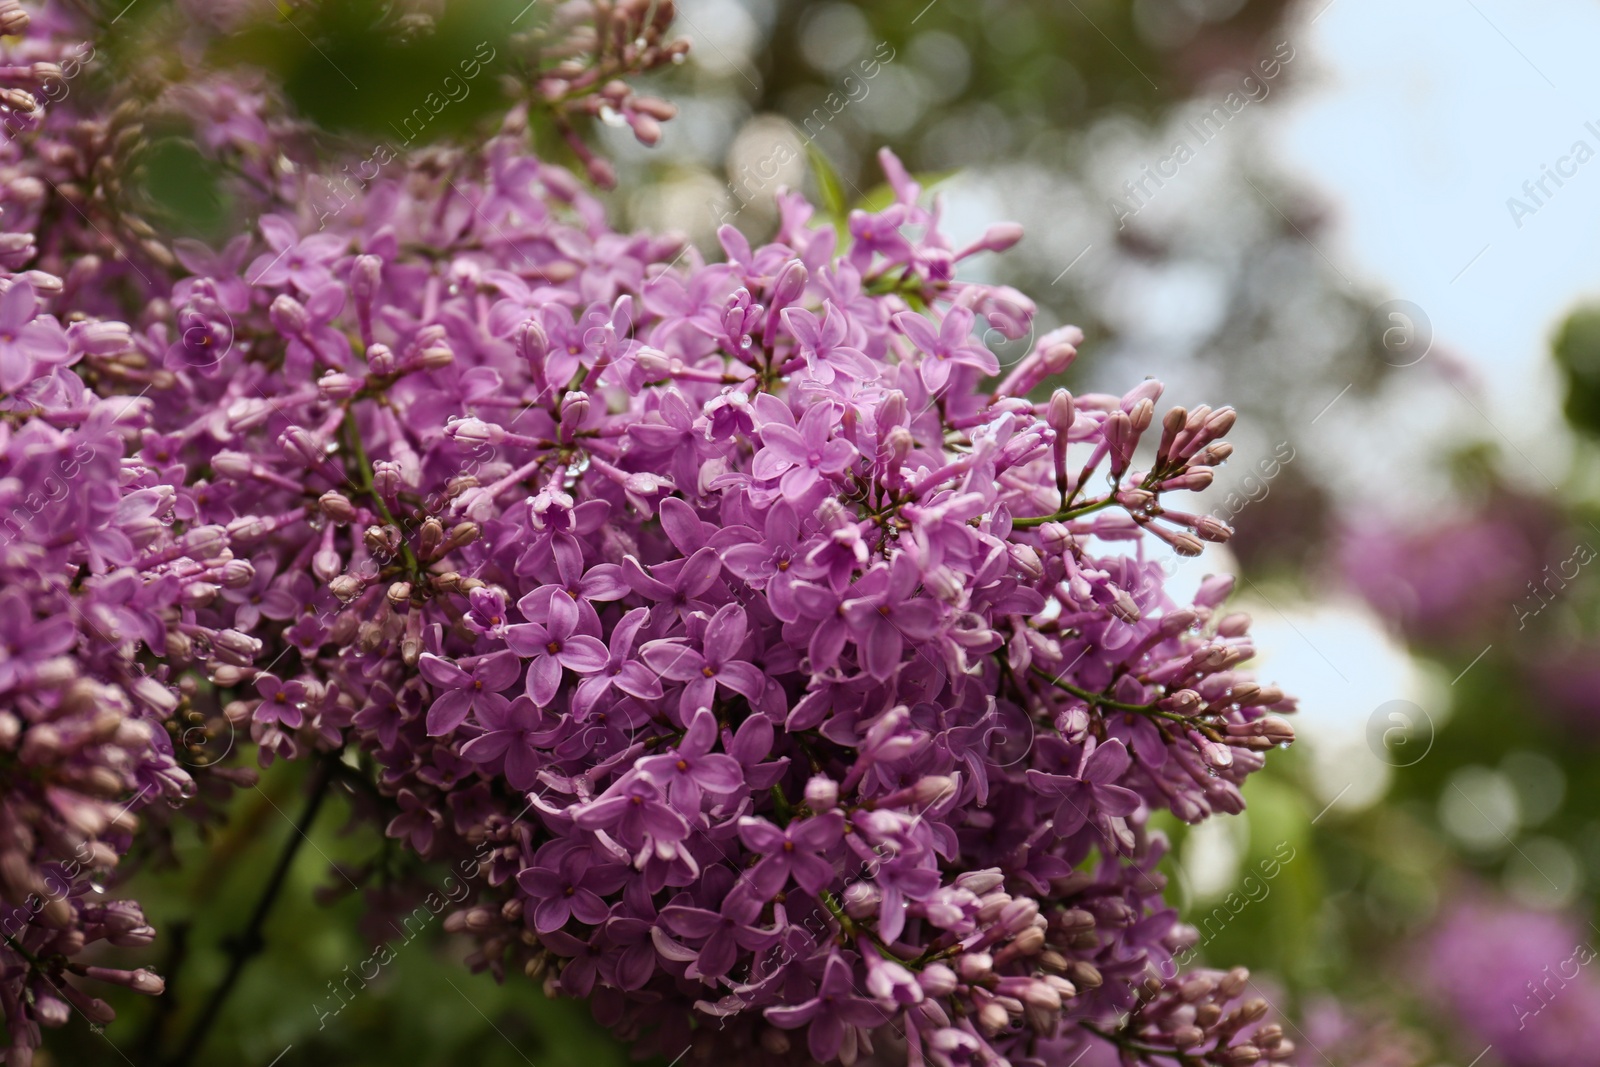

[1,932,49,972]
[818,891,922,969]
[1031,668,1164,715]
[1010,496,1116,529]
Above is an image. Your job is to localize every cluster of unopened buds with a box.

[0,2,1310,1065]
[522,0,688,184]
[1097,968,1299,1065]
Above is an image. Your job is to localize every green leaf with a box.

[804,141,849,227]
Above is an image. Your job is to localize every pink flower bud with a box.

[269,294,310,337]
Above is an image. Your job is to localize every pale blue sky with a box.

[1278,0,1600,470]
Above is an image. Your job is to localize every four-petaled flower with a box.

[841,553,946,680]
[460,695,552,790]
[735,812,844,900]
[571,606,663,718]
[640,603,764,713]
[517,849,631,934]
[0,280,70,392]
[893,306,999,392]
[659,893,780,979]
[752,403,857,499]
[637,706,744,809]
[573,776,690,848]
[1025,737,1144,851]
[505,590,610,705]
[254,673,307,729]
[247,214,347,292]
[418,650,522,736]
[764,953,892,1063]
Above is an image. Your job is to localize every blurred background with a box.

[55,0,1600,1063]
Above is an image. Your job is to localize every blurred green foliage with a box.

[212,0,525,141]
[1554,304,1600,437]
[127,131,233,241]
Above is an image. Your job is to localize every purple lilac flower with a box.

[0,280,69,391]
[418,650,521,735]
[504,591,610,706]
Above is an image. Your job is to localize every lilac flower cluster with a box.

[0,1,675,1061]
[0,3,1300,1064]
[1422,895,1600,1067]
[212,161,1293,1061]
[1339,494,1558,648]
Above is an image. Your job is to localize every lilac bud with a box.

[212,629,261,666]
[33,991,72,1027]
[517,320,548,366]
[418,340,455,370]
[313,545,343,583]
[1148,522,1204,558]
[842,881,879,919]
[977,1000,1010,1035]
[629,112,662,145]
[68,319,132,356]
[372,461,402,499]
[559,392,590,442]
[884,426,914,468]
[635,348,673,378]
[319,491,357,523]
[84,966,165,995]
[318,370,361,400]
[911,775,956,807]
[803,775,838,812]
[770,259,809,309]
[278,426,326,468]
[1105,410,1136,477]
[446,417,505,446]
[269,294,310,337]
[59,986,116,1025]
[330,574,366,602]
[364,525,402,559]
[1121,378,1164,410]
[367,342,397,375]
[1216,611,1251,637]
[956,952,994,982]
[217,559,256,589]
[975,222,1024,253]
[225,397,272,433]
[351,254,382,303]
[211,451,253,480]
[0,88,36,113]
[419,518,445,559]
[877,390,908,432]
[1161,469,1214,491]
[0,1,30,35]
[180,581,219,607]
[953,870,1005,895]
[1045,388,1075,436]
[183,525,228,560]
[919,963,959,997]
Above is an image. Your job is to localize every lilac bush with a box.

[0,2,1302,1064]
[1422,895,1600,1067]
